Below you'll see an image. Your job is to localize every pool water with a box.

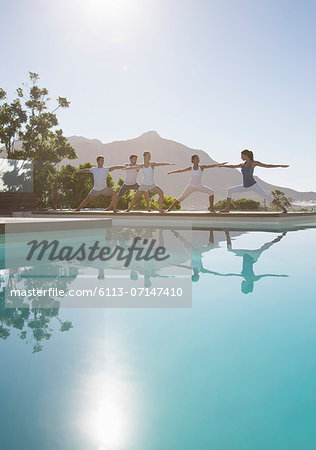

[1,226,316,450]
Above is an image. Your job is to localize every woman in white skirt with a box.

[124,151,175,213]
[166,155,228,212]
[219,149,289,213]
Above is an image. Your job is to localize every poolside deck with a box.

[28,209,316,231]
[0,216,112,233]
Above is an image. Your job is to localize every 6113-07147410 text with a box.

[9,287,184,298]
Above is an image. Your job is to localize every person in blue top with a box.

[219,149,289,213]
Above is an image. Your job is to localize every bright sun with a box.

[84,0,140,23]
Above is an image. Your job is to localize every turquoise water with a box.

[1,227,316,449]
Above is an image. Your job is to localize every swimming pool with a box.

[1,225,316,449]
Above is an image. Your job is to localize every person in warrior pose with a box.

[124,151,175,213]
[219,149,289,213]
[166,155,228,212]
[105,154,150,211]
[74,155,123,212]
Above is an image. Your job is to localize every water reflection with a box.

[1,225,291,350]
[170,229,288,292]
[224,231,288,294]
[0,262,75,352]
[170,229,218,282]
[75,339,138,449]
[3,226,290,297]
[87,227,176,288]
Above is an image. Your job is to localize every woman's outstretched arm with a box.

[219,163,244,168]
[201,162,228,169]
[168,166,191,175]
[254,161,289,168]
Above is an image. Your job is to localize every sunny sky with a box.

[1,0,316,191]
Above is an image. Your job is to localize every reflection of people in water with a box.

[214,231,288,294]
[85,228,175,287]
[129,228,174,287]
[172,229,288,292]
[171,229,217,282]
[97,269,105,280]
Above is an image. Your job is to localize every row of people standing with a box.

[74,150,289,213]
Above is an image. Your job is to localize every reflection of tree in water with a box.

[105,226,155,243]
[0,159,33,192]
[0,262,77,353]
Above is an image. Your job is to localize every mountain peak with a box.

[68,135,103,144]
[138,130,161,139]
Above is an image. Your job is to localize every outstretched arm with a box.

[174,264,241,277]
[219,163,244,169]
[254,161,289,168]
[123,164,143,170]
[256,274,289,279]
[168,166,191,175]
[201,162,228,170]
[201,268,242,277]
[109,165,126,172]
[152,162,176,167]
[75,168,91,174]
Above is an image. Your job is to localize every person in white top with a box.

[74,155,124,212]
[124,151,175,213]
[105,154,150,211]
[166,155,228,212]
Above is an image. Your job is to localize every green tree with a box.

[151,194,181,211]
[214,198,261,211]
[12,72,76,165]
[36,163,58,208]
[234,198,261,211]
[0,88,27,158]
[214,199,237,211]
[1,72,77,208]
